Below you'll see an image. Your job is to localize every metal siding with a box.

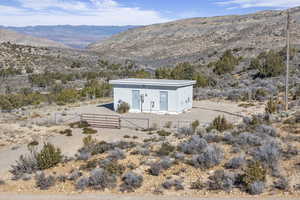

[177,85,193,112]
[112,84,193,114]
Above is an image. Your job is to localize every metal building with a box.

[109,78,196,114]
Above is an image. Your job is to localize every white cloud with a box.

[0,5,27,15]
[216,0,300,9]
[18,0,89,11]
[91,0,119,9]
[0,0,171,26]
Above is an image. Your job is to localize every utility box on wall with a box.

[109,79,196,114]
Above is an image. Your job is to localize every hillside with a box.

[2,25,139,49]
[0,7,299,102]
[0,29,68,49]
[88,7,300,68]
[0,41,151,93]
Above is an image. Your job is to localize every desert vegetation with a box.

[249,50,285,78]
[0,81,111,111]
[117,102,130,114]
[0,10,300,198]
[1,39,299,114]
[212,50,240,75]
[3,109,299,197]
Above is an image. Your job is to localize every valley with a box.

[0,5,299,199]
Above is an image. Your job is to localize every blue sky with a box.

[0,0,300,26]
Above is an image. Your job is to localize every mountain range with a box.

[88,7,300,68]
[0,29,68,49]
[1,25,139,49]
[1,7,300,69]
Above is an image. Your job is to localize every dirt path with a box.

[0,194,298,200]
[0,99,264,177]
[0,127,149,177]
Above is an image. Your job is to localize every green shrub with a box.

[102,161,125,176]
[117,102,130,114]
[143,138,157,143]
[91,141,114,155]
[265,98,278,114]
[194,73,208,87]
[59,129,72,136]
[155,67,172,79]
[0,96,13,111]
[294,86,300,100]
[207,116,233,132]
[0,93,45,111]
[157,130,172,137]
[134,69,152,78]
[28,140,39,147]
[171,62,195,80]
[213,50,239,75]
[242,161,266,189]
[81,80,111,99]
[155,62,195,80]
[82,135,97,147]
[247,115,265,127]
[80,159,99,171]
[157,143,175,156]
[191,120,200,132]
[82,127,97,135]
[36,143,62,170]
[250,50,284,78]
[238,103,255,108]
[55,88,79,105]
[254,88,268,100]
[69,121,90,129]
[279,47,297,60]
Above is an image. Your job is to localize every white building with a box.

[109,78,196,114]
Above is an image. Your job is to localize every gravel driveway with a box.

[58,100,264,129]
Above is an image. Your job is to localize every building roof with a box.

[109,78,196,87]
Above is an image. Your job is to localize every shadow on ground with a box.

[97,103,114,111]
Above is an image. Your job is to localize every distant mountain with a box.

[1,25,140,49]
[88,7,300,68]
[0,29,69,49]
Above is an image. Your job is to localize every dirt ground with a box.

[122,100,264,128]
[0,99,299,198]
[0,99,264,177]
[55,100,265,129]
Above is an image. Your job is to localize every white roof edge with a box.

[109,78,196,87]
